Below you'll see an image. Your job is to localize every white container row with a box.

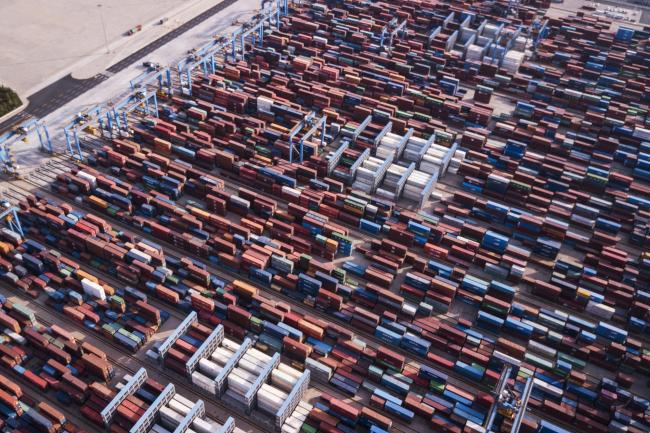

[191,338,240,394]
[257,362,302,415]
[257,96,274,113]
[403,170,433,201]
[272,363,302,393]
[402,135,430,163]
[281,401,313,433]
[502,50,525,74]
[352,156,390,193]
[482,23,501,39]
[230,195,251,210]
[152,393,225,433]
[157,395,190,432]
[528,340,557,360]
[128,247,153,265]
[376,132,403,160]
[447,149,467,175]
[420,143,453,175]
[225,347,273,400]
[466,44,486,61]
[378,164,407,195]
[228,368,258,395]
[257,383,289,415]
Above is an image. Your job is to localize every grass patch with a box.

[0,85,22,117]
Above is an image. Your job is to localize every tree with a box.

[0,86,22,117]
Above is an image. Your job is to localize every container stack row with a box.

[0,212,168,355]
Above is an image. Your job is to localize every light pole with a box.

[98,4,110,54]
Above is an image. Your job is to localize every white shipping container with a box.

[586,300,615,320]
[262,383,288,399]
[81,278,106,300]
[401,302,417,318]
[222,338,240,352]
[168,399,191,416]
[277,363,301,379]
[210,347,234,365]
[493,350,522,366]
[257,96,274,113]
[150,424,172,433]
[192,371,216,394]
[281,424,300,433]
[227,373,252,395]
[199,358,222,378]
[4,331,26,346]
[136,241,162,257]
[313,35,328,45]
[231,367,258,383]
[464,421,486,433]
[129,248,152,264]
[248,348,271,362]
[239,357,264,375]
[230,196,251,209]
[159,406,184,429]
[533,378,563,400]
[173,393,195,410]
[305,358,332,380]
[528,340,557,359]
[76,171,97,188]
[285,416,303,430]
[258,384,287,413]
[633,127,650,141]
[271,369,297,392]
[281,186,302,199]
[193,418,221,433]
[243,352,266,365]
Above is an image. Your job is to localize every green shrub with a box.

[0,86,22,117]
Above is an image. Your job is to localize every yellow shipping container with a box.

[88,195,109,209]
[76,270,98,283]
[103,284,115,296]
[232,279,257,298]
[189,207,211,221]
[325,239,339,253]
[0,241,13,255]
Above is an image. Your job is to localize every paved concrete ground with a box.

[0,0,208,96]
[547,0,647,30]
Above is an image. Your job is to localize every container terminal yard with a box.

[0,0,649,433]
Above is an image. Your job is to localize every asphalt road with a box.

[0,0,239,133]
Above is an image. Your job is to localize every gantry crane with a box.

[0,118,52,175]
[484,363,534,433]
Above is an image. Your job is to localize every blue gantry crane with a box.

[380,18,408,53]
[288,112,327,163]
[531,18,549,50]
[0,118,53,174]
[176,0,285,96]
[130,65,173,95]
[231,1,283,60]
[109,89,160,136]
[64,69,163,154]
[0,202,23,238]
[63,105,107,160]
